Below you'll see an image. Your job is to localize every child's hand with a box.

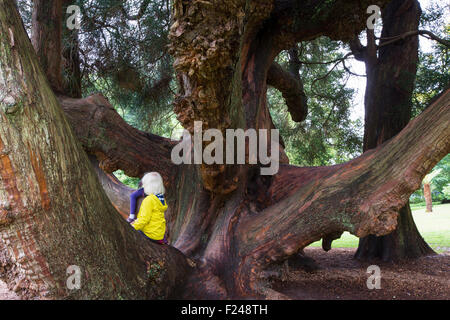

[126,217,135,223]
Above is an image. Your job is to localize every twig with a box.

[376,30,450,48]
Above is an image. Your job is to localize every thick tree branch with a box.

[0,0,190,299]
[270,0,391,51]
[58,94,178,186]
[89,155,135,219]
[267,61,308,122]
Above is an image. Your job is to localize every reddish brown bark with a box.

[89,156,135,219]
[0,0,190,299]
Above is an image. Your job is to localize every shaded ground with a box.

[1,248,448,300]
[272,247,450,300]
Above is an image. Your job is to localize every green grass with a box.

[410,201,441,210]
[113,170,140,189]
[308,203,450,253]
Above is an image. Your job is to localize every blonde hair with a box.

[141,172,165,195]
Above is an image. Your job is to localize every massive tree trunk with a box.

[3,0,449,300]
[0,0,189,299]
[350,0,435,261]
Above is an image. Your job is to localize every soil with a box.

[1,247,448,300]
[271,247,450,300]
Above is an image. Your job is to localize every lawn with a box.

[308,203,450,253]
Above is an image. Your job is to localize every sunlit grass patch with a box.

[308,203,450,251]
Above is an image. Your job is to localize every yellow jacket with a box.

[132,194,167,240]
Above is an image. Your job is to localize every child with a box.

[130,172,168,245]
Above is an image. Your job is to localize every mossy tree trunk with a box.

[0,0,189,299]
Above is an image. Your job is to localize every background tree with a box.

[18,0,177,134]
[412,0,449,117]
[77,0,176,134]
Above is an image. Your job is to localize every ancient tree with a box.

[0,0,189,299]
[1,0,449,299]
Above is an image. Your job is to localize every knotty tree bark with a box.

[3,0,449,300]
[0,0,189,299]
[350,0,435,261]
